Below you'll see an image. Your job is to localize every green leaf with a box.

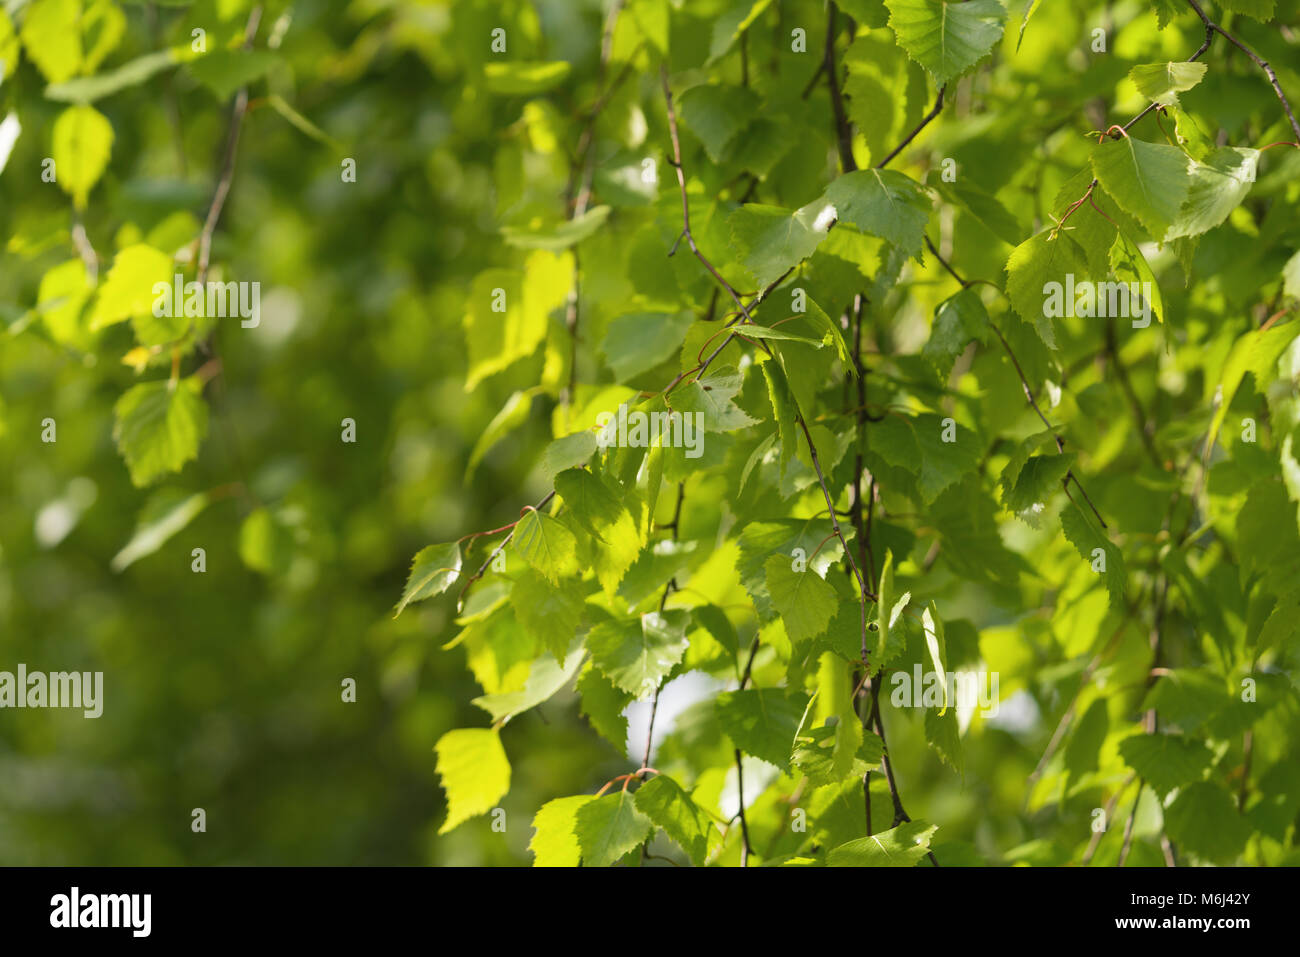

[728,200,836,289]
[112,377,209,487]
[884,0,1007,86]
[110,488,212,572]
[667,368,759,432]
[539,431,598,481]
[1163,781,1252,863]
[575,790,654,866]
[395,543,462,616]
[577,666,632,753]
[1016,0,1040,51]
[529,795,595,867]
[822,169,933,259]
[484,60,572,95]
[633,775,713,865]
[1001,452,1073,516]
[89,244,173,331]
[924,286,989,376]
[467,390,536,478]
[472,637,586,723]
[553,466,641,593]
[1059,501,1126,610]
[693,604,740,658]
[1164,147,1258,241]
[715,687,810,769]
[52,104,114,210]
[827,820,938,866]
[792,723,883,786]
[677,83,759,162]
[46,48,181,103]
[1004,231,1090,345]
[921,603,949,714]
[20,0,81,85]
[1108,232,1164,324]
[1207,320,1299,449]
[501,205,610,251]
[1063,698,1109,778]
[509,568,585,663]
[1129,61,1207,107]
[186,49,277,101]
[0,10,21,83]
[601,311,694,382]
[913,412,981,502]
[764,555,838,645]
[761,359,799,468]
[512,509,579,583]
[1213,0,1275,21]
[586,610,691,697]
[1090,136,1193,239]
[1118,732,1213,798]
[434,728,511,834]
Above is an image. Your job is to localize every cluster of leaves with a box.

[403,0,1300,867]
[2,0,336,573]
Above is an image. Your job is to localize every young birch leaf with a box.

[1129,61,1207,107]
[1002,452,1073,516]
[395,543,462,616]
[1059,501,1126,609]
[715,687,810,770]
[1164,147,1259,241]
[827,820,938,866]
[1090,137,1193,239]
[1109,233,1164,323]
[586,610,690,697]
[764,555,837,645]
[575,790,654,866]
[577,665,632,754]
[1213,0,1275,21]
[1118,732,1213,798]
[792,723,883,786]
[884,0,1007,87]
[110,489,212,572]
[472,638,586,723]
[1004,231,1089,346]
[822,168,932,259]
[728,199,836,288]
[434,728,511,834]
[553,467,641,593]
[509,568,585,663]
[1163,781,1253,864]
[89,244,174,331]
[112,377,209,487]
[20,0,81,84]
[512,509,579,583]
[530,795,595,867]
[633,774,712,866]
[52,104,113,210]
[761,359,799,469]
[601,311,694,383]
[921,603,949,715]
